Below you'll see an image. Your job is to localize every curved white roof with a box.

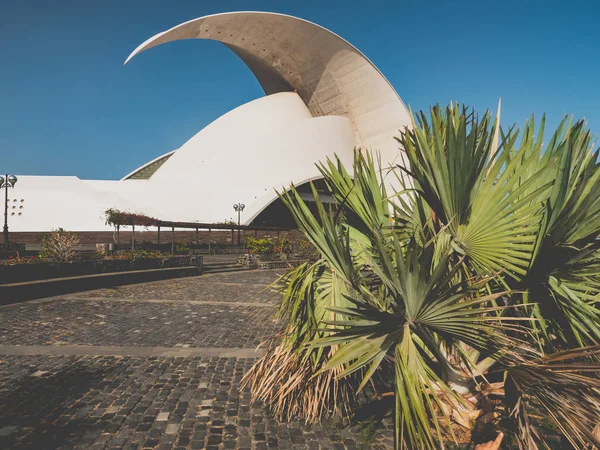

[125,11,411,167]
[12,12,412,232]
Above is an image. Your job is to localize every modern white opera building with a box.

[10,12,411,232]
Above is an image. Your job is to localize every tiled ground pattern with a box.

[0,355,392,450]
[74,272,282,303]
[75,284,277,305]
[0,300,280,348]
[0,270,393,449]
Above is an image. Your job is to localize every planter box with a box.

[108,243,246,255]
[237,254,307,270]
[0,255,202,285]
[0,242,26,259]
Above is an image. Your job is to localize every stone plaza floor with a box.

[0,270,393,449]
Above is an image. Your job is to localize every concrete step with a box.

[202,265,250,274]
[202,256,242,265]
[202,263,242,269]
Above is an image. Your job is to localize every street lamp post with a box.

[233,203,245,246]
[0,174,18,244]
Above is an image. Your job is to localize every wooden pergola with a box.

[105,209,293,252]
[155,220,292,253]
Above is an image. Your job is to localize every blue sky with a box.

[1,0,599,179]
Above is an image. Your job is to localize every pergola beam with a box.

[157,220,290,232]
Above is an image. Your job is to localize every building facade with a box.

[11,11,411,232]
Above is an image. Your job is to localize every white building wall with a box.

[12,93,355,231]
[8,176,139,232]
[10,12,412,233]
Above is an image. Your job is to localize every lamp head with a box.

[7,175,17,186]
[0,176,4,187]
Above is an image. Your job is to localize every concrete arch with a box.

[121,150,176,181]
[124,11,411,166]
[248,176,335,228]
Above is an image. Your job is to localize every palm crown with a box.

[243,104,600,449]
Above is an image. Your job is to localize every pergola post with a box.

[231,228,234,245]
[171,226,175,254]
[208,228,212,254]
[254,229,257,238]
[157,226,161,245]
[195,227,199,245]
[132,224,135,250]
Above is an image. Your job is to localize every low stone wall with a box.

[108,243,247,255]
[0,266,202,305]
[10,229,305,245]
[0,255,202,285]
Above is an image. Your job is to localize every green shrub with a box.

[247,237,293,255]
[175,243,191,254]
[273,238,292,254]
[247,237,274,255]
[296,239,317,258]
[111,250,169,260]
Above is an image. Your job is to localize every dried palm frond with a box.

[506,345,600,450]
[241,342,357,421]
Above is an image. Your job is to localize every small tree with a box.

[40,228,80,263]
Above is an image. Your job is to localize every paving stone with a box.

[165,423,180,434]
[0,299,280,348]
[156,412,170,422]
[75,270,282,303]
[0,270,392,449]
[0,425,18,436]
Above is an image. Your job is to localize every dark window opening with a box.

[249,178,334,228]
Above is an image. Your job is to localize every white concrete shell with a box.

[11,11,410,232]
[90,92,356,226]
[121,150,176,181]
[125,11,411,168]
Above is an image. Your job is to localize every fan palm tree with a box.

[242,104,600,449]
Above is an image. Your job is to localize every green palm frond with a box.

[396,104,548,279]
[318,151,390,235]
[522,118,600,348]
[312,235,531,448]
[537,119,599,247]
[244,104,600,449]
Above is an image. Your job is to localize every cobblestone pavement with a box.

[74,272,282,304]
[0,270,393,449]
[0,300,280,348]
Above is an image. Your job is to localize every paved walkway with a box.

[0,270,392,449]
